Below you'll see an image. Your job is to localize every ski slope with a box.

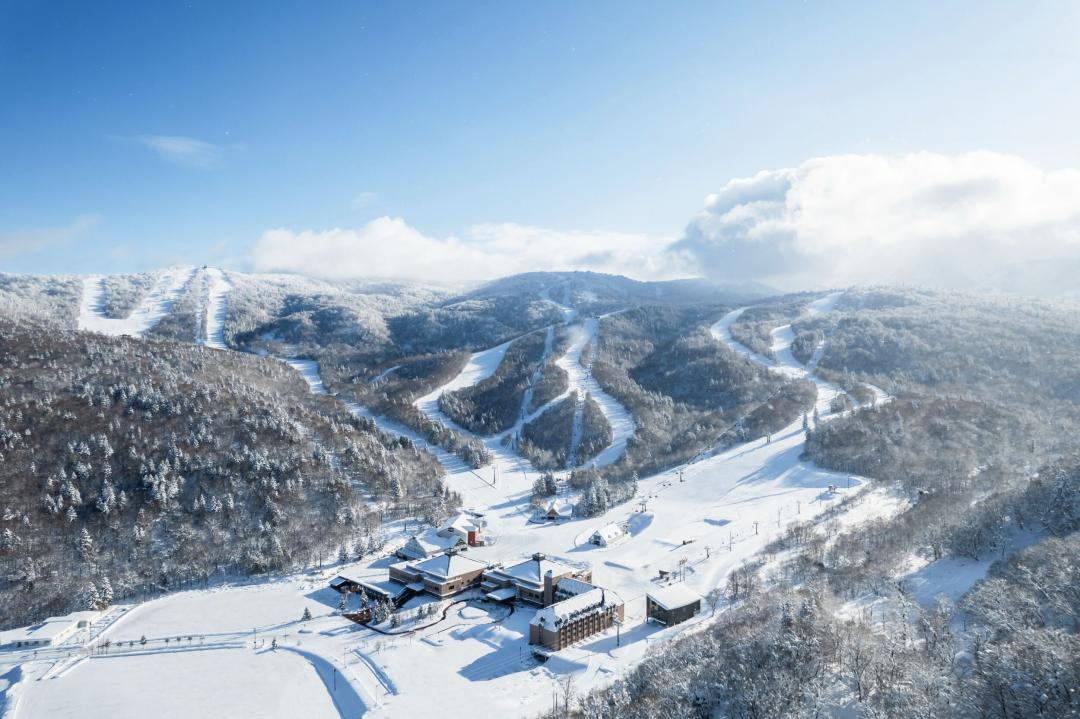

[282,358,471,475]
[414,314,635,475]
[77,267,196,337]
[201,267,231,349]
[711,292,890,414]
[5,291,895,719]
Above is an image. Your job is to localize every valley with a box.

[1,269,1077,719]
[0,269,891,718]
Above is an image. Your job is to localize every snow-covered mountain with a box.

[1,271,1078,719]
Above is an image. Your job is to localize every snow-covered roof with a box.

[591,523,626,543]
[488,554,576,588]
[545,501,574,517]
[439,512,479,534]
[3,616,82,645]
[530,587,622,627]
[647,584,702,611]
[401,529,466,557]
[484,587,517,602]
[411,552,488,580]
[357,579,407,600]
[554,577,595,598]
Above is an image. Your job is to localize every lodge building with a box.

[645,584,702,627]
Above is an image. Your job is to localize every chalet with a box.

[438,512,484,546]
[389,552,490,598]
[396,528,468,561]
[542,501,574,522]
[590,523,627,547]
[529,587,625,651]
[481,553,591,606]
[646,584,702,627]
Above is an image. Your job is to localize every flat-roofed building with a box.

[646,584,702,627]
[2,610,102,649]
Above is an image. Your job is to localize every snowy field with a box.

[3,284,905,719]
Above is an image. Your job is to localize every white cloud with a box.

[671,151,1080,294]
[249,217,686,283]
[0,215,99,259]
[133,135,223,168]
[351,191,379,209]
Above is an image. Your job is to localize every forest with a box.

[0,319,454,628]
[576,288,1080,718]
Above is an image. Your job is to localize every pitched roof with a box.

[647,584,702,611]
[554,577,595,598]
[439,512,479,533]
[490,554,575,587]
[530,587,623,627]
[405,528,465,555]
[411,552,488,580]
[591,523,627,543]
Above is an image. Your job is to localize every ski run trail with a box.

[77,267,197,337]
[7,288,911,719]
[200,267,231,349]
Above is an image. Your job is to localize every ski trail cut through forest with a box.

[414,314,636,472]
[77,266,197,337]
[710,292,893,422]
[201,267,232,349]
[281,357,471,476]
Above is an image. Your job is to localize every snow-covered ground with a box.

[77,267,196,337]
[6,292,902,718]
[282,357,472,476]
[201,267,231,349]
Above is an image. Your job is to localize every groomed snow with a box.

[6,291,901,719]
[282,357,471,475]
[16,648,342,719]
[201,267,231,349]
[77,267,196,337]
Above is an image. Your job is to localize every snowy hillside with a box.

[2,272,1079,719]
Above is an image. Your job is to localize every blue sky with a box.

[2,1,1079,283]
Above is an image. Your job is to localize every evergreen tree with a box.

[81,581,101,610]
[98,575,113,608]
[77,527,94,562]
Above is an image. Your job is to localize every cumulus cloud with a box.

[249,218,686,283]
[670,151,1080,295]
[132,135,223,168]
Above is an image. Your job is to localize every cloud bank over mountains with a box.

[250,152,1080,294]
[251,219,686,284]
[672,151,1080,295]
